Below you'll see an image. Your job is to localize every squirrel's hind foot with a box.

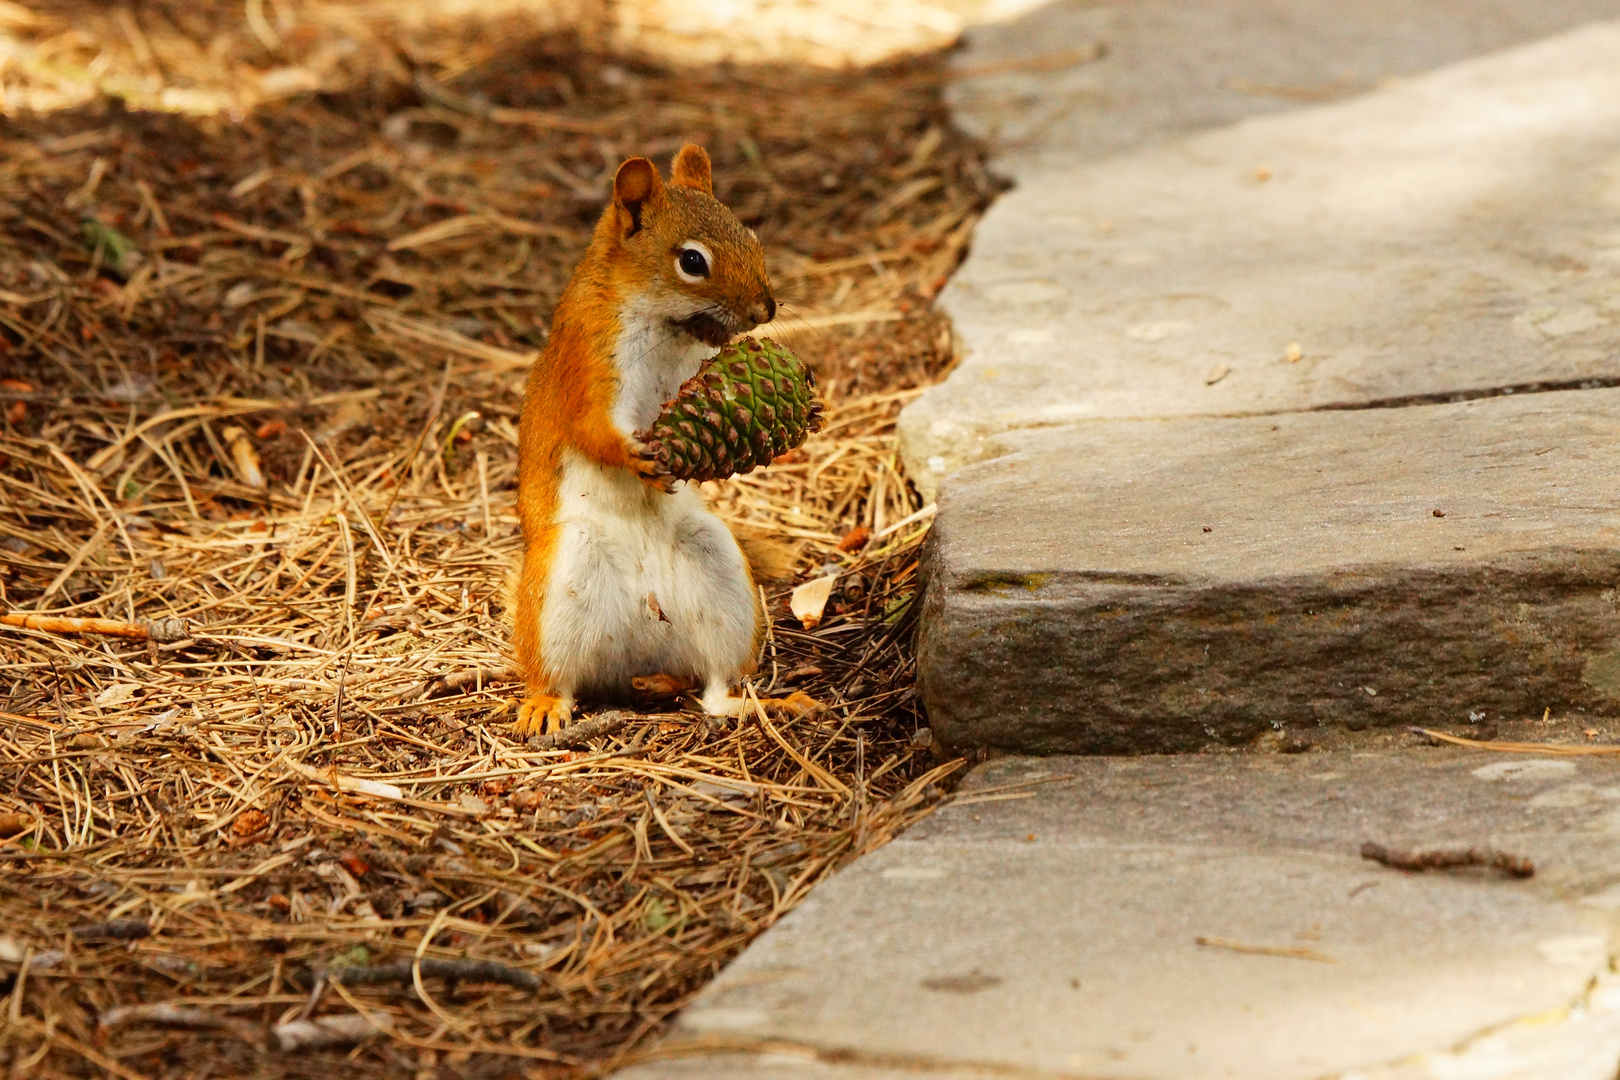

[512,694,575,737]
[701,684,824,719]
[637,676,820,718]
[631,672,696,698]
[762,691,825,718]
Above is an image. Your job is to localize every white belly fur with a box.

[540,453,757,696]
[611,293,713,434]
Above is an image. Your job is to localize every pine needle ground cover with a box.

[0,3,1000,1076]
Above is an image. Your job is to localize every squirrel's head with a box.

[600,145,775,347]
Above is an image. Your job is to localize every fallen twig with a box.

[1,613,189,643]
[1194,935,1336,963]
[528,710,628,750]
[72,919,151,941]
[273,1013,391,1052]
[1410,727,1620,756]
[324,957,542,991]
[100,1003,259,1044]
[1361,841,1534,879]
[392,665,514,702]
[433,666,512,694]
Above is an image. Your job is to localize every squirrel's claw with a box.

[627,436,678,493]
[513,694,574,737]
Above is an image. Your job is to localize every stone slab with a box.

[949,0,1620,175]
[902,19,1620,497]
[916,388,1620,753]
[614,1055,1002,1079]
[613,752,1620,1080]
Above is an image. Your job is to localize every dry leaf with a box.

[273,1013,391,1053]
[387,213,491,251]
[287,761,404,801]
[317,398,368,441]
[95,682,141,706]
[0,0,40,30]
[231,809,270,838]
[221,426,265,488]
[791,573,837,628]
[0,812,33,838]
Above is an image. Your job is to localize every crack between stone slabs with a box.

[952,374,1620,444]
[1312,375,1620,413]
[628,1036,1116,1079]
[941,546,1620,600]
[1305,955,1620,1080]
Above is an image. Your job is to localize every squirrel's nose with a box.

[750,295,776,326]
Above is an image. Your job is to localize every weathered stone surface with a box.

[950,0,1620,175]
[902,19,1620,497]
[613,753,1620,1080]
[917,389,1620,753]
[614,1055,1002,1079]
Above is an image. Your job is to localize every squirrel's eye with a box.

[678,248,709,278]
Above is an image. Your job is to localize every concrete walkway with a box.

[618,750,1620,1079]
[615,2,1620,1076]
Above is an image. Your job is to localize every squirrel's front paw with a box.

[627,436,678,493]
[512,695,573,737]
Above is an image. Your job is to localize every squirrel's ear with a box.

[670,144,713,195]
[613,157,663,239]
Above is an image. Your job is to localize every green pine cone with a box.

[635,337,824,484]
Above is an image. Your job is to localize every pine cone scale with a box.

[634,337,823,484]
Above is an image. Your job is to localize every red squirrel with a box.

[510,144,813,735]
